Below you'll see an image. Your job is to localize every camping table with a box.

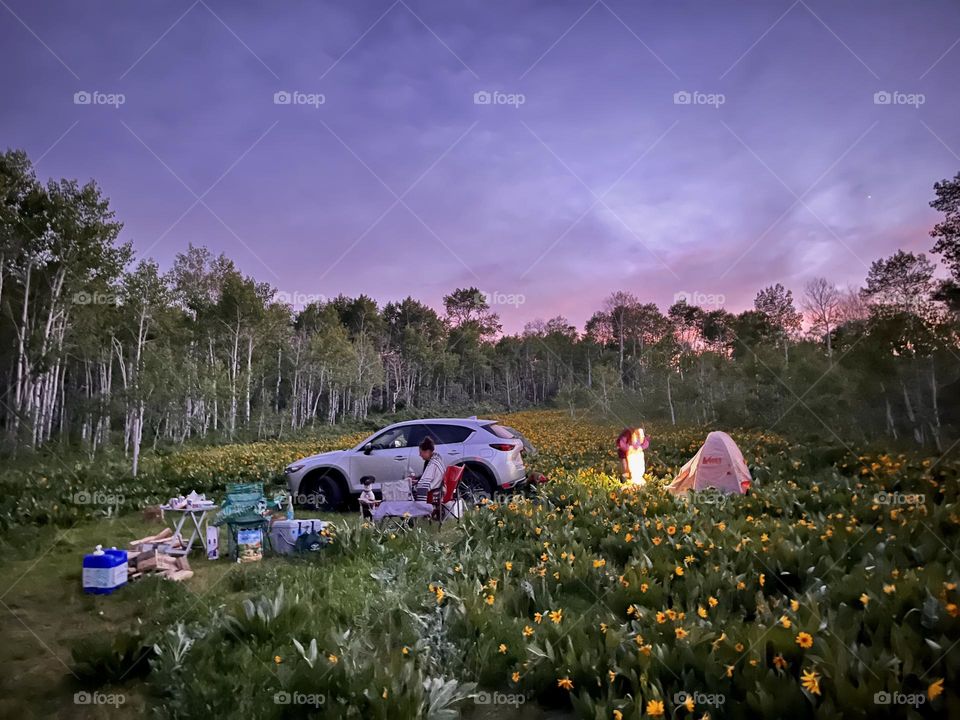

[160,505,218,555]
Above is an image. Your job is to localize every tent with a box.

[666,431,751,495]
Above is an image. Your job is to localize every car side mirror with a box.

[363,443,373,455]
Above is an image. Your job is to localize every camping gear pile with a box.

[667,431,752,495]
[79,481,333,593]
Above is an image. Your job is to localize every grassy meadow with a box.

[0,410,956,719]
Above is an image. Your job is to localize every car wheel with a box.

[459,466,495,507]
[298,471,344,511]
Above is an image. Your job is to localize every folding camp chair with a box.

[215,482,272,560]
[427,465,465,524]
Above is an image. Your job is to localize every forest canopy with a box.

[2,149,959,472]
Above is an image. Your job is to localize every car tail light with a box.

[489,443,515,451]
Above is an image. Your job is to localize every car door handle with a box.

[394,455,406,461]
[448,451,460,455]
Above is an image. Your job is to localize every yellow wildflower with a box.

[928,678,944,700]
[801,668,821,695]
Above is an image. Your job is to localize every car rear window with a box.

[403,423,473,446]
[485,423,515,439]
[429,424,472,444]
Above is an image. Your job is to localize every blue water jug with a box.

[82,545,128,594]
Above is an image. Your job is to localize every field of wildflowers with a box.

[4,410,957,718]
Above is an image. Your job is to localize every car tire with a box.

[298,471,344,511]
[459,466,495,506]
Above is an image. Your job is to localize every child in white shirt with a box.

[359,476,378,518]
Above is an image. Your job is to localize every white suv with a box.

[284,418,535,510]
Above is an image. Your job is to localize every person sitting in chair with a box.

[412,437,446,502]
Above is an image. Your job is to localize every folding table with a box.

[160,505,218,555]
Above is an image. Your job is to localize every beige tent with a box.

[666,431,751,495]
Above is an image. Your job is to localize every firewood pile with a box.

[127,527,194,582]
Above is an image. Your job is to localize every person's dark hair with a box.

[419,437,435,453]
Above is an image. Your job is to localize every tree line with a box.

[2,148,959,473]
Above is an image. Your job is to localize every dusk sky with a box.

[3,0,959,332]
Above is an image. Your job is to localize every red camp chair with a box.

[427,465,465,523]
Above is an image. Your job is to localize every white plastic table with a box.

[161,505,218,555]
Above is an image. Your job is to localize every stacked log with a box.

[126,529,193,581]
